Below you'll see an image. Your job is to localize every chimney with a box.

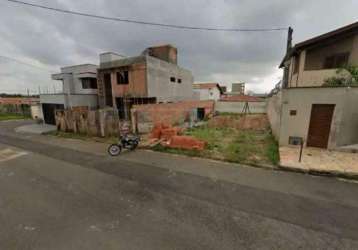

[143,44,178,64]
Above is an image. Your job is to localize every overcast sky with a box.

[0,0,357,95]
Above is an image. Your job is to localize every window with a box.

[81,78,97,89]
[170,77,176,82]
[177,78,182,83]
[293,55,300,74]
[323,52,350,69]
[117,71,129,84]
[290,110,297,116]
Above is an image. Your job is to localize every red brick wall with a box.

[0,97,39,105]
[111,63,147,98]
[147,45,177,64]
[97,63,147,108]
[133,100,215,126]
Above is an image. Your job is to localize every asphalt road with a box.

[1,127,358,249]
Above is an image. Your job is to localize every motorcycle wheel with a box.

[128,141,138,151]
[108,144,122,156]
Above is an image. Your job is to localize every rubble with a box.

[149,122,206,151]
[167,136,206,151]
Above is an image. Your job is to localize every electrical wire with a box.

[4,0,289,32]
[0,55,53,72]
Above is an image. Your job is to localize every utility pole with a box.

[283,27,293,88]
[286,27,293,53]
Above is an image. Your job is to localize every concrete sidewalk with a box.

[14,123,56,134]
[280,146,358,178]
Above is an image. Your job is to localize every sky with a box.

[0,0,357,95]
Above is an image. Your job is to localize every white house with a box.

[193,83,223,101]
[40,64,98,124]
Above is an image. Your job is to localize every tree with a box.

[323,65,358,87]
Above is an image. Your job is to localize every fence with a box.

[55,108,124,137]
[0,104,31,116]
[131,100,215,133]
[266,92,282,139]
[215,101,267,114]
[55,100,216,136]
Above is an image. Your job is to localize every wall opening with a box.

[104,73,113,107]
[116,97,157,120]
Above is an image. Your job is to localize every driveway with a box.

[1,120,358,249]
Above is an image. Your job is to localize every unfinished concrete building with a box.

[40,64,98,124]
[97,45,194,119]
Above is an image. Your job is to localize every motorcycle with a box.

[108,134,140,156]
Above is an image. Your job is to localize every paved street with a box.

[1,122,358,249]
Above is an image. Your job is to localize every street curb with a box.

[146,148,358,181]
[277,164,358,181]
[143,147,278,170]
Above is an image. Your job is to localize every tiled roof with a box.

[0,97,39,105]
[193,83,219,89]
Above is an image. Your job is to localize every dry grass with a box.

[154,114,279,166]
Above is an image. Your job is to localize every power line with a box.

[0,55,53,73]
[4,0,288,32]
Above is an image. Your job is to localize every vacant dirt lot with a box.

[154,114,279,166]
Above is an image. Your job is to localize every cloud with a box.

[0,0,357,94]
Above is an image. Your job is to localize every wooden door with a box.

[307,104,335,148]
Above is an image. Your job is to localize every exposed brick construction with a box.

[133,100,215,127]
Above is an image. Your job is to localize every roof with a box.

[0,97,39,105]
[193,83,224,94]
[220,95,263,102]
[280,21,358,68]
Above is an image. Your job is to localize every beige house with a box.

[269,22,358,149]
[281,21,358,87]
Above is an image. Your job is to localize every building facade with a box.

[281,22,358,87]
[272,22,358,149]
[193,83,223,101]
[40,64,98,124]
[231,83,245,95]
[97,45,194,119]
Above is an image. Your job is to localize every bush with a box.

[323,65,358,87]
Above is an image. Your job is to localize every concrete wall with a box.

[40,94,66,105]
[30,104,43,120]
[288,34,358,87]
[266,92,282,139]
[67,95,98,109]
[40,94,98,109]
[216,101,266,114]
[279,87,358,149]
[193,88,221,101]
[146,56,194,102]
[52,64,98,95]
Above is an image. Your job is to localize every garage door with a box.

[307,104,335,148]
[42,104,64,125]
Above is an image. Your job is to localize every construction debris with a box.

[149,122,206,151]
